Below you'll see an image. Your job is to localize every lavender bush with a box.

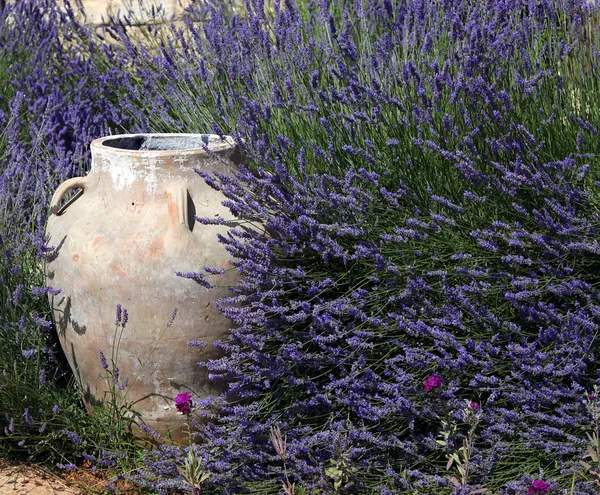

[0,0,140,464]
[111,0,600,493]
[2,0,600,493]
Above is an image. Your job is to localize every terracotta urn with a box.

[44,134,241,439]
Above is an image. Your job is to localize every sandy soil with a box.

[0,459,137,495]
[0,460,79,495]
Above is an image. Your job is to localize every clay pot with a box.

[44,134,241,439]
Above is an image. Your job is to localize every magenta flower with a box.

[423,375,443,393]
[468,402,481,411]
[175,391,193,414]
[527,479,550,495]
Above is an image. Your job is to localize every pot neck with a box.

[88,134,240,194]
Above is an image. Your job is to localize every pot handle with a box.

[49,176,90,215]
[166,182,190,237]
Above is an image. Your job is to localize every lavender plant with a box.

[3,0,600,493]
[102,0,600,493]
[0,0,139,465]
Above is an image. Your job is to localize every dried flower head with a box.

[270,425,287,460]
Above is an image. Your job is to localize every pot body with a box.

[44,134,241,438]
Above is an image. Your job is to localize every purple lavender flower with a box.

[30,286,61,297]
[175,271,213,289]
[115,304,122,326]
[99,350,109,371]
[23,408,33,425]
[188,340,208,347]
[61,429,82,445]
[11,284,23,306]
[140,424,161,441]
[167,308,178,327]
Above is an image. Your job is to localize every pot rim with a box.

[90,133,237,157]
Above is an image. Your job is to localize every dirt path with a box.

[0,459,142,495]
[0,460,80,495]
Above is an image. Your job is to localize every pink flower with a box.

[423,375,443,393]
[175,391,193,414]
[468,402,481,411]
[527,479,550,495]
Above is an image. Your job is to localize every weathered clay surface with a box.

[44,134,242,440]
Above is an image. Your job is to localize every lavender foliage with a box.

[1,0,600,492]
[0,0,138,461]
[113,0,600,493]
